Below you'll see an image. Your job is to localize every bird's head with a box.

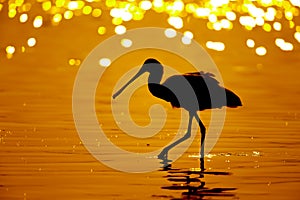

[144,58,160,64]
[112,58,162,99]
[140,58,162,72]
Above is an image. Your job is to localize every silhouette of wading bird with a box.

[112,58,242,159]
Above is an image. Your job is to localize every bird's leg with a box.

[184,112,195,138]
[194,114,206,159]
[157,112,194,167]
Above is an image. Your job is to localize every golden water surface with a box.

[1,2,300,199]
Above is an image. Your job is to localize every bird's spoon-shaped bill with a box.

[112,68,145,99]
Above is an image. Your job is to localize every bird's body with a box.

[149,72,241,111]
[112,58,242,160]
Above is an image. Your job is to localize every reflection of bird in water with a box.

[161,162,235,198]
[113,58,242,158]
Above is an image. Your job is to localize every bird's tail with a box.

[225,89,242,108]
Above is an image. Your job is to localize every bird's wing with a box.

[183,72,219,85]
[184,72,202,76]
[148,83,180,107]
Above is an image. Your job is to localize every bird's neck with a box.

[147,70,163,101]
[148,70,163,85]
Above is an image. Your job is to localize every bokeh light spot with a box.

[8,9,17,18]
[115,25,126,35]
[83,6,92,15]
[121,38,133,48]
[265,7,276,21]
[75,59,81,66]
[195,8,210,17]
[106,0,116,8]
[69,58,81,66]
[92,9,102,17]
[213,22,222,31]
[53,13,62,23]
[183,31,193,39]
[255,46,267,56]
[208,14,217,23]
[132,11,144,21]
[33,16,43,28]
[221,19,232,29]
[226,11,236,21]
[68,1,84,10]
[273,22,282,31]
[6,45,15,54]
[285,11,293,20]
[153,0,164,10]
[27,37,36,47]
[164,28,177,38]
[99,58,111,67]
[168,16,183,29]
[110,8,121,18]
[64,10,74,20]
[290,0,300,7]
[206,41,225,51]
[42,1,51,11]
[294,32,300,43]
[246,39,255,48]
[263,23,272,32]
[98,26,106,35]
[121,12,132,22]
[112,17,123,25]
[69,59,76,66]
[255,17,265,26]
[275,38,294,51]
[210,0,229,7]
[181,36,192,45]
[289,21,295,29]
[239,16,256,28]
[139,0,152,10]
[19,13,28,23]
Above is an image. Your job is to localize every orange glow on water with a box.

[0,0,299,61]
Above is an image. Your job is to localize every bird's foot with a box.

[157,151,167,160]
